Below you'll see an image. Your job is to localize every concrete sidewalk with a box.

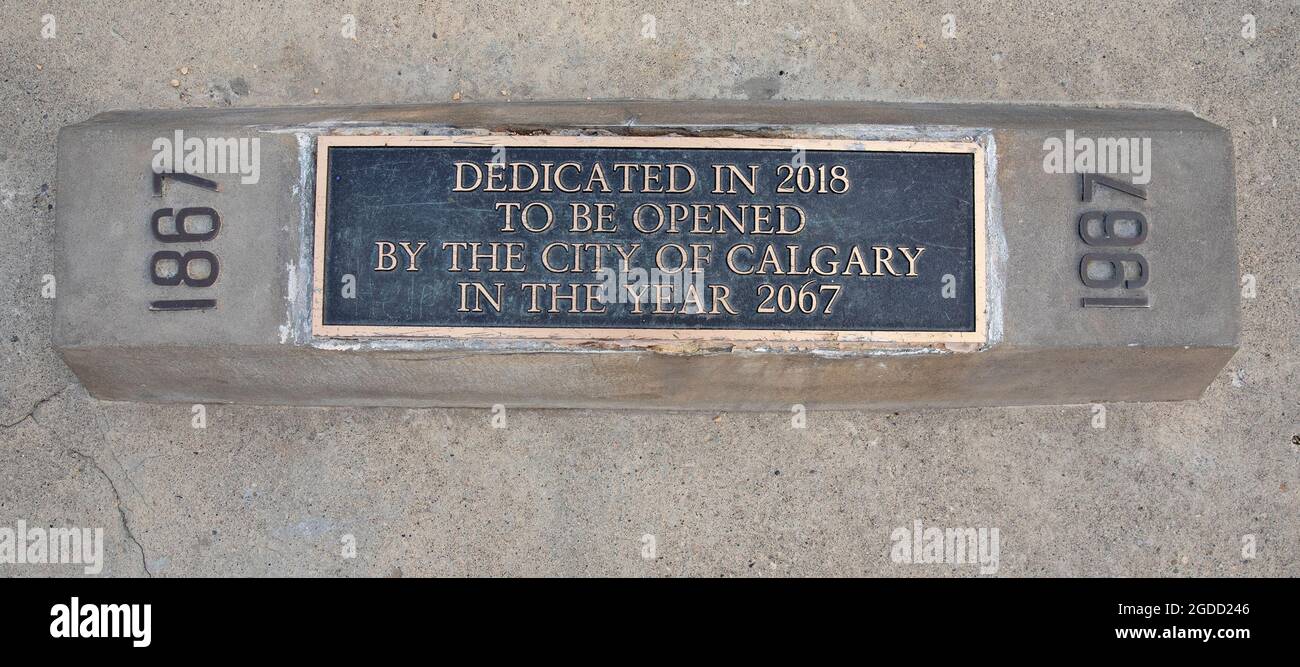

[1,0,1296,576]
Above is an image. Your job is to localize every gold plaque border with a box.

[311,134,987,344]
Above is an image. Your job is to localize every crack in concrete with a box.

[83,400,156,576]
[0,384,70,428]
[68,448,153,577]
[0,385,155,574]
[0,385,156,565]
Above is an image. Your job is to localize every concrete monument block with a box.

[52,102,1238,409]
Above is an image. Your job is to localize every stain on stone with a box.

[735,76,780,100]
[209,77,251,105]
[208,83,235,105]
[31,182,51,211]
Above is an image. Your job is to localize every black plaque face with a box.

[313,136,984,343]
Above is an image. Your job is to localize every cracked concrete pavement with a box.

[2,1,1298,576]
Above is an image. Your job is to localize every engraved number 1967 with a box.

[1078,173,1149,308]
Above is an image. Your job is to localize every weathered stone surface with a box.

[54,101,1237,409]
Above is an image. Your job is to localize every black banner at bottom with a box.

[0,577,1288,654]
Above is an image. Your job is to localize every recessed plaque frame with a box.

[311,134,987,344]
